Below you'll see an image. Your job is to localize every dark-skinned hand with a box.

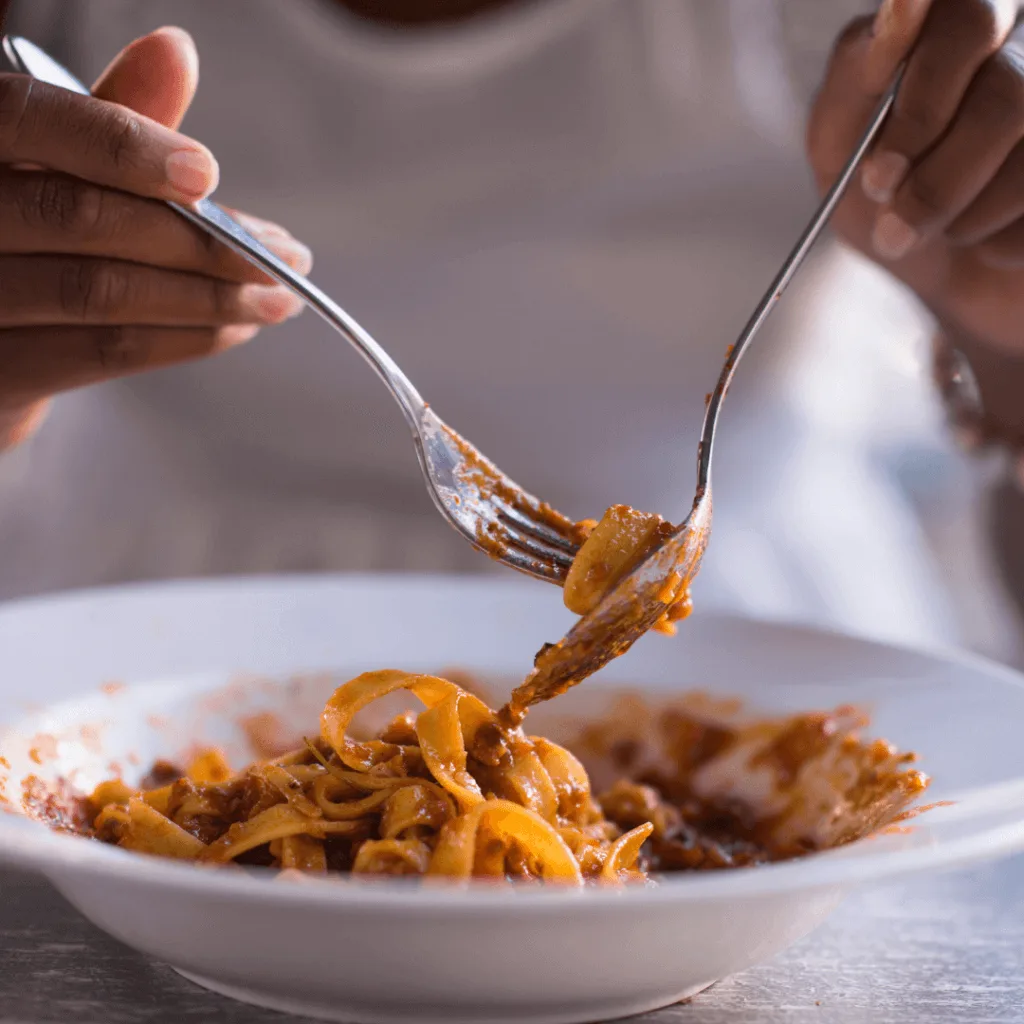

[809,0,1024,432]
[0,27,312,447]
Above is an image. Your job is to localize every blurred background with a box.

[3,0,1022,666]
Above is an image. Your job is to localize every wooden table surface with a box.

[2,856,1023,1024]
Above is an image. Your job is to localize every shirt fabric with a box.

[5,0,1020,661]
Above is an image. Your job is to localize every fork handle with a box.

[695,67,906,493]
[168,200,425,418]
[3,35,428,429]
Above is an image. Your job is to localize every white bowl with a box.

[2,575,1024,1024]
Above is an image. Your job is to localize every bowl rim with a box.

[2,573,1024,910]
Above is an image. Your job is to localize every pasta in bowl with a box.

[72,669,927,885]
[1,576,1023,1024]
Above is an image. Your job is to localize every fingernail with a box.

[154,25,195,47]
[268,237,313,275]
[862,152,909,204]
[276,237,311,274]
[231,214,312,271]
[165,147,220,200]
[234,211,290,240]
[218,324,260,348]
[873,211,918,261]
[237,285,304,323]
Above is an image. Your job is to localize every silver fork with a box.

[504,71,906,717]
[9,35,902,703]
[5,36,584,583]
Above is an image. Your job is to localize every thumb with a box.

[91,26,199,130]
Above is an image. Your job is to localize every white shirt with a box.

[6,0,1020,659]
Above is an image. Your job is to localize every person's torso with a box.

[5,0,990,657]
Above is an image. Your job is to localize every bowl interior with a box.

[2,575,1024,880]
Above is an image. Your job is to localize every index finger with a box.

[0,74,218,203]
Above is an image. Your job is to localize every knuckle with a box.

[0,75,34,154]
[978,51,1024,124]
[194,224,224,268]
[900,172,950,222]
[20,176,105,237]
[209,279,235,321]
[96,106,145,174]
[888,97,947,151]
[61,260,135,321]
[90,327,145,373]
[961,0,1004,50]
[944,215,976,246]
